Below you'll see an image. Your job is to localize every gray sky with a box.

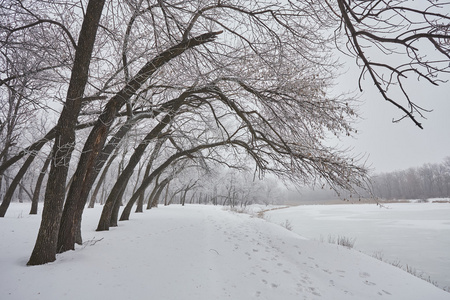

[336,60,450,174]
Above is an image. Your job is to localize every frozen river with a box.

[266,202,450,291]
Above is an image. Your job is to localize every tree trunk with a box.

[66,31,222,238]
[151,181,169,208]
[135,192,145,213]
[27,0,106,266]
[109,186,125,227]
[164,183,170,206]
[88,149,117,208]
[181,190,188,206]
[0,137,50,217]
[136,137,166,212]
[58,115,148,249]
[120,177,163,221]
[146,179,160,210]
[97,98,186,230]
[30,152,52,215]
[85,114,152,209]
[119,141,232,221]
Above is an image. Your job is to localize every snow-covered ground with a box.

[265,202,450,291]
[1,203,449,300]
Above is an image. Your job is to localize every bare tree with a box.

[27,0,106,266]
[370,157,450,200]
[334,0,450,128]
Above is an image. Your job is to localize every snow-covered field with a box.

[265,202,450,291]
[1,203,449,300]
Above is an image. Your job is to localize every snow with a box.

[265,202,450,290]
[1,203,449,300]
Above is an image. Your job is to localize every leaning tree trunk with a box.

[150,180,170,208]
[58,115,151,249]
[96,127,165,230]
[87,149,118,208]
[109,186,126,227]
[120,188,143,221]
[120,169,174,221]
[62,31,222,244]
[0,153,38,217]
[146,179,161,210]
[135,190,145,213]
[96,96,188,231]
[136,136,166,212]
[30,151,52,215]
[119,141,232,221]
[164,183,170,206]
[85,114,152,209]
[181,189,188,206]
[27,0,106,266]
[120,179,159,221]
[0,134,53,217]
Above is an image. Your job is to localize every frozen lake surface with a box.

[266,202,450,290]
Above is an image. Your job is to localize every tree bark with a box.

[150,180,170,208]
[109,186,126,227]
[164,183,170,206]
[146,177,161,210]
[135,164,153,213]
[27,0,106,266]
[30,151,52,215]
[136,136,166,212]
[87,149,118,208]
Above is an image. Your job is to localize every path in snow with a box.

[1,204,449,299]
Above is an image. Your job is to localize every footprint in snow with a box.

[359,271,370,278]
[363,280,376,286]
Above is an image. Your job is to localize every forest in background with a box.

[370,157,450,201]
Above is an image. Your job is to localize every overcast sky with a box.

[336,59,450,174]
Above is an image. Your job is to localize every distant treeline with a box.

[371,157,450,200]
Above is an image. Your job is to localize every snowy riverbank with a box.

[1,203,449,299]
[265,202,450,291]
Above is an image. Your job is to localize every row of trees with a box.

[0,0,448,265]
[371,158,450,200]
